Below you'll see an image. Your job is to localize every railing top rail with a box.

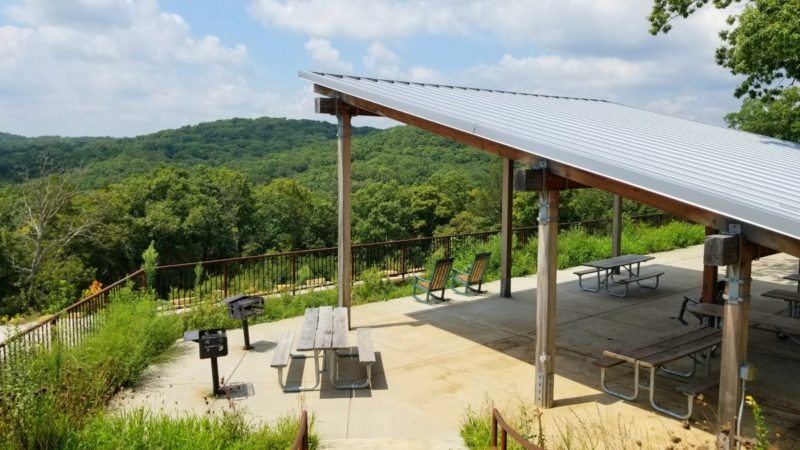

[492,408,542,450]
[0,269,144,349]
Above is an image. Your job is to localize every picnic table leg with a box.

[647,366,693,420]
[278,349,321,392]
[659,354,697,378]
[599,363,640,401]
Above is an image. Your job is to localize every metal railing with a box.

[0,212,673,369]
[0,270,145,372]
[291,410,309,450]
[491,408,542,450]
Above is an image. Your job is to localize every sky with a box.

[0,0,744,137]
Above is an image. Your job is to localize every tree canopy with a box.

[649,0,800,142]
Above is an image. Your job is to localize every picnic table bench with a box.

[576,254,664,297]
[271,307,375,392]
[687,302,800,344]
[594,326,720,419]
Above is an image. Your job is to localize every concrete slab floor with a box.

[113,245,800,449]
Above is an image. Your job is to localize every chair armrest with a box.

[451,268,468,276]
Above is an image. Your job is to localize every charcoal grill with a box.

[222,294,264,349]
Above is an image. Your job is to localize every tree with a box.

[725,86,800,141]
[251,179,334,252]
[352,181,414,243]
[649,0,800,141]
[11,164,99,311]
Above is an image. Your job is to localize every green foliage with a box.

[251,179,335,252]
[460,401,545,450]
[141,241,159,291]
[725,86,800,142]
[72,407,318,450]
[746,396,770,450]
[179,298,239,331]
[0,287,182,449]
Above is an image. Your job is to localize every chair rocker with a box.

[412,257,454,303]
[452,252,491,295]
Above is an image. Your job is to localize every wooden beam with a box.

[313,84,531,161]
[313,84,800,258]
[535,190,558,408]
[704,234,741,266]
[514,168,589,191]
[337,112,353,329]
[315,97,381,117]
[717,259,751,449]
[702,227,720,303]
[500,158,513,298]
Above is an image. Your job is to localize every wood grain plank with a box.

[270,330,294,368]
[315,306,333,349]
[357,328,376,364]
[296,308,319,351]
[332,307,349,349]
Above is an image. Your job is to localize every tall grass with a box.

[71,406,317,450]
[0,286,315,450]
[0,286,182,449]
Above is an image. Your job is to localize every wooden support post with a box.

[611,195,622,274]
[704,232,752,449]
[702,227,719,303]
[337,111,353,329]
[500,158,513,298]
[717,260,751,449]
[535,190,559,408]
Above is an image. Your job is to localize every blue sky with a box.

[0,0,743,137]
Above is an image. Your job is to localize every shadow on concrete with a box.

[398,264,800,444]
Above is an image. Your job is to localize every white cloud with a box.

[466,54,660,98]
[0,0,288,136]
[304,37,353,73]
[249,0,463,40]
[363,42,400,78]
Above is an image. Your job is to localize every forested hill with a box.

[0,117,381,183]
[0,116,657,316]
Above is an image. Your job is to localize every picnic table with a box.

[575,254,664,297]
[271,306,375,391]
[594,326,721,419]
[761,273,800,318]
[688,302,800,345]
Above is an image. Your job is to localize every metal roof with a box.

[299,71,800,243]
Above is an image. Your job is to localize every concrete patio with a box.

[114,245,800,449]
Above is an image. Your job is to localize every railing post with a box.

[400,243,406,279]
[290,254,297,295]
[491,410,498,450]
[223,262,229,297]
[445,236,452,257]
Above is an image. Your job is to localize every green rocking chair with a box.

[412,257,454,303]
[452,252,491,295]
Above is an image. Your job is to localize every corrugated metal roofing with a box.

[299,71,800,242]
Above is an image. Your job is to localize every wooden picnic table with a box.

[761,274,800,318]
[688,302,800,344]
[594,326,721,419]
[576,254,664,297]
[295,306,352,388]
